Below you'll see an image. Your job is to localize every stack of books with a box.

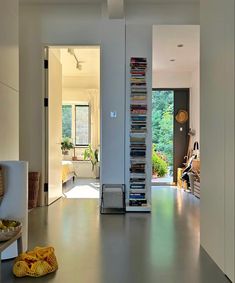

[129,57,148,207]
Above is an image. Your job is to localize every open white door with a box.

[45,48,62,205]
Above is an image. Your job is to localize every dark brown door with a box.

[173,89,190,183]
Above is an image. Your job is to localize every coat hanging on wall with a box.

[193,141,200,159]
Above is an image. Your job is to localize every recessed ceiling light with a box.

[170,59,176,62]
[177,44,184,47]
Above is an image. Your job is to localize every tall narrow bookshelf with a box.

[126,57,151,212]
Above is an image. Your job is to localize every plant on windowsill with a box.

[83,144,99,177]
[61,137,74,155]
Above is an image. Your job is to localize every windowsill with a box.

[74,145,89,148]
[71,159,90,162]
[62,158,89,162]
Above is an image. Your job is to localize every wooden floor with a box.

[2,187,230,283]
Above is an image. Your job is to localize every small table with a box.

[0,232,23,279]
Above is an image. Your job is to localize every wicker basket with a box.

[0,220,22,242]
[0,166,4,203]
[28,172,40,209]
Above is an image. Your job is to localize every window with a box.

[62,105,72,138]
[75,105,90,146]
[62,104,90,146]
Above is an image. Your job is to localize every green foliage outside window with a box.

[152,90,174,170]
[152,144,168,177]
[62,105,72,138]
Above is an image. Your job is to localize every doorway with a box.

[152,25,200,189]
[44,46,101,204]
[152,89,189,185]
[152,89,174,184]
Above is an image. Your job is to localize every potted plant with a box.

[61,137,74,155]
[83,144,99,178]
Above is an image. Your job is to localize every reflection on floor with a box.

[152,175,173,183]
[63,178,100,199]
[2,187,230,283]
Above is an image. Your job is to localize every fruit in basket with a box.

[0,219,19,230]
[0,219,22,242]
[0,220,7,229]
[8,221,18,227]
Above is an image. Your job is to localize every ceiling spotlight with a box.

[177,44,184,47]
[170,59,176,62]
[76,62,82,70]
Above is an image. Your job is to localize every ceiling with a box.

[51,46,100,89]
[59,46,100,78]
[20,0,199,4]
[153,25,200,73]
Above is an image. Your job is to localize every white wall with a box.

[200,0,234,281]
[19,4,126,197]
[0,0,19,160]
[153,70,192,89]
[190,65,200,145]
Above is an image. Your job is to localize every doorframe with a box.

[41,44,102,206]
[151,87,190,187]
[43,46,49,205]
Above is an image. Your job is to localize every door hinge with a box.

[44,59,48,69]
[44,183,48,192]
[44,98,48,107]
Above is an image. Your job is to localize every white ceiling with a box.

[20,0,199,4]
[59,47,100,77]
[52,46,100,88]
[153,25,200,72]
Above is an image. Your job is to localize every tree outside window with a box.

[62,105,72,138]
[62,104,90,146]
[152,90,174,177]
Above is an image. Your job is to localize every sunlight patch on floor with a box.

[152,175,173,183]
[64,183,99,199]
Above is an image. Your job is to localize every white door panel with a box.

[47,49,62,205]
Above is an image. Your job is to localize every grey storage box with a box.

[100,184,125,214]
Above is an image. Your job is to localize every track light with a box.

[67,48,84,70]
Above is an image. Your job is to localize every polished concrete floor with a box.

[2,187,230,283]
